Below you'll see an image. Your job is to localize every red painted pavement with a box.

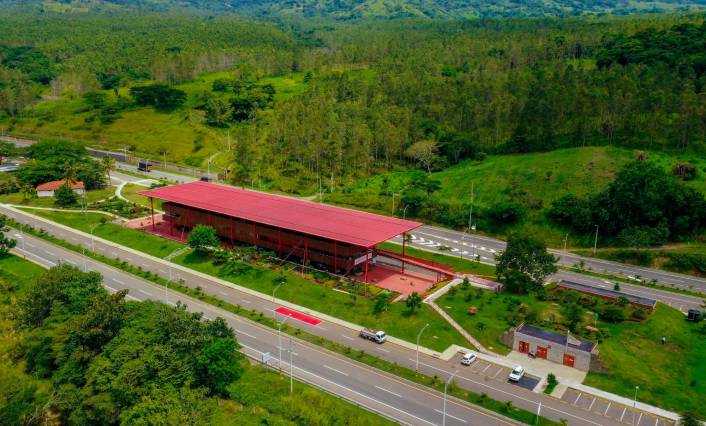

[275,307,322,326]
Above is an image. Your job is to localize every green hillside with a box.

[326,146,706,247]
[3,0,706,18]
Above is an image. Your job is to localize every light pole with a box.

[90,223,99,252]
[416,323,430,372]
[278,315,291,371]
[273,282,283,304]
[563,233,569,252]
[391,192,397,215]
[593,225,599,255]
[13,233,25,257]
[402,205,409,220]
[632,386,639,426]
[289,336,295,394]
[442,369,458,426]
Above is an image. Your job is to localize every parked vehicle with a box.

[508,365,525,382]
[359,328,387,344]
[460,352,477,365]
[138,160,152,172]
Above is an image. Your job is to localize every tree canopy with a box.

[495,233,558,294]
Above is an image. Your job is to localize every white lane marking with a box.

[375,385,402,398]
[219,291,228,296]
[242,299,251,304]
[65,259,77,265]
[342,335,355,341]
[235,329,257,340]
[26,242,36,248]
[323,365,349,376]
[318,326,327,330]
[141,263,149,267]
[410,359,605,426]
[376,347,390,353]
[113,278,125,285]
[294,364,437,426]
[105,285,117,292]
[45,250,55,256]
[139,289,153,296]
[433,409,468,423]
[96,247,104,251]
[159,269,168,274]
[126,294,139,301]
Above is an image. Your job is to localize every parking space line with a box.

[587,397,596,411]
[604,402,611,416]
[620,407,627,422]
[491,368,502,379]
[637,412,643,425]
[573,392,582,405]
[481,364,491,374]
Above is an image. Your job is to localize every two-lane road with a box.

[397,226,704,311]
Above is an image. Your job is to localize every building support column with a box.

[149,197,155,231]
[277,228,282,258]
[333,241,338,274]
[251,222,256,246]
[364,249,369,284]
[402,232,406,273]
[304,236,309,266]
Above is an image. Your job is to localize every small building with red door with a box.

[512,323,597,371]
[138,181,426,283]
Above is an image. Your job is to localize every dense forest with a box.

[3,0,706,18]
[1,9,706,245]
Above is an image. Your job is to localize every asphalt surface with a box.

[395,227,704,311]
[3,205,663,426]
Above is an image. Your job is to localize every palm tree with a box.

[102,156,115,183]
[406,291,422,314]
[63,161,80,185]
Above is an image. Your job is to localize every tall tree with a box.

[495,233,558,294]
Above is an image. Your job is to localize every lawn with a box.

[377,241,496,277]
[25,210,182,258]
[21,209,467,351]
[436,287,557,355]
[0,253,46,290]
[0,186,116,208]
[120,183,162,210]
[175,250,467,352]
[584,305,706,415]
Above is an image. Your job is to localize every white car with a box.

[460,352,477,365]
[508,366,525,382]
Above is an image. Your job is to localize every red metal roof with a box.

[36,180,84,191]
[139,182,422,247]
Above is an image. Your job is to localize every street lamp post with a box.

[278,315,290,371]
[391,192,397,215]
[632,386,639,426]
[13,233,25,257]
[593,225,599,255]
[442,370,458,426]
[289,336,295,394]
[90,223,99,253]
[273,282,283,304]
[402,205,409,220]
[416,323,430,372]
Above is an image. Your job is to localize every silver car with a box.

[508,366,525,382]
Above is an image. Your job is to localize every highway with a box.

[3,205,664,426]
[395,226,705,311]
[10,232,516,426]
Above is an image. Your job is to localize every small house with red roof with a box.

[36,180,85,198]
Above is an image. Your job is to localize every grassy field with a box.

[120,183,162,209]
[0,186,116,208]
[328,146,706,248]
[20,209,467,352]
[436,288,557,355]
[584,305,706,415]
[0,71,306,168]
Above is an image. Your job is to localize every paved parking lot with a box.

[561,388,676,426]
[457,356,541,391]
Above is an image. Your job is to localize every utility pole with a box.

[289,337,295,394]
[593,225,599,255]
[632,386,639,426]
[391,192,397,215]
[563,233,569,252]
[469,183,476,260]
[442,370,458,426]
[278,315,290,372]
[402,205,409,220]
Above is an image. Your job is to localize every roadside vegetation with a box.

[0,254,394,425]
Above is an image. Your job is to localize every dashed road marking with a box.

[375,385,402,398]
[433,409,468,424]
[324,365,349,376]
[235,329,256,340]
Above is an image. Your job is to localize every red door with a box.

[536,346,548,359]
[519,341,530,353]
[563,353,575,367]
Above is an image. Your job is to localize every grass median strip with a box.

[7,217,559,426]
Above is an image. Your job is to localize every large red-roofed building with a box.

[139,182,423,281]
